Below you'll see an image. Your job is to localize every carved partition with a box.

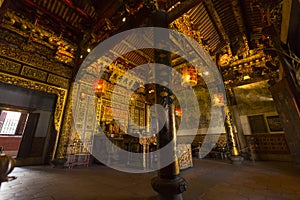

[0,72,68,159]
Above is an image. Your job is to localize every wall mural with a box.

[233,80,277,116]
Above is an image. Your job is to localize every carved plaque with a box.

[47,74,69,89]
[21,66,47,82]
[0,57,21,74]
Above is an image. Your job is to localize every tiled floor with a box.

[1,159,300,200]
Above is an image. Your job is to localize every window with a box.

[0,110,27,135]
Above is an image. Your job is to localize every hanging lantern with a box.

[182,67,198,87]
[175,107,182,117]
[93,79,107,97]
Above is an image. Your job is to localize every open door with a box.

[16,113,40,165]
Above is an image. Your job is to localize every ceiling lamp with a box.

[136,84,146,95]
[93,79,107,97]
[182,66,198,87]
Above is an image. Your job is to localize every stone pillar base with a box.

[230,155,244,165]
[151,176,188,200]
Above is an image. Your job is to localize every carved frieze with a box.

[2,11,77,65]
[0,24,57,60]
[0,29,26,47]
[0,57,21,74]
[21,66,47,82]
[47,74,69,89]
[0,43,72,78]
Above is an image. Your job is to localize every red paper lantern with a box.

[93,79,107,97]
[175,108,182,117]
[182,67,197,87]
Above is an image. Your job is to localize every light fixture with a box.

[175,108,182,117]
[136,84,146,94]
[87,48,91,53]
[93,79,107,97]
[182,66,197,87]
[243,75,251,80]
[122,17,126,22]
[148,89,155,94]
[203,71,209,76]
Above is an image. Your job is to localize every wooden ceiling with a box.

[0,0,283,87]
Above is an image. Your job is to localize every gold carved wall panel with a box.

[0,43,72,78]
[21,66,47,82]
[47,74,69,89]
[0,57,21,74]
[57,83,75,158]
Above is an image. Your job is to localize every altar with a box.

[92,133,194,170]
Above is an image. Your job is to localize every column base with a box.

[151,176,188,200]
[230,155,244,165]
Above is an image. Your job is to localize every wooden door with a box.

[17,113,40,158]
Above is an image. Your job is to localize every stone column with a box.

[150,10,187,200]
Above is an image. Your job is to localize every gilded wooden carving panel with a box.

[0,43,72,78]
[47,74,69,89]
[21,66,47,82]
[0,57,21,74]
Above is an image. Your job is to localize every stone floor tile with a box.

[1,159,300,200]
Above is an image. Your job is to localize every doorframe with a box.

[0,73,68,161]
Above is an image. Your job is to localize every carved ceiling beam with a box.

[231,0,249,52]
[228,52,266,67]
[0,0,4,7]
[280,0,292,44]
[0,0,9,18]
[168,0,202,23]
[92,1,124,32]
[122,41,155,63]
[203,0,231,54]
[60,0,92,21]
[20,0,80,35]
[109,49,139,67]
[282,0,300,58]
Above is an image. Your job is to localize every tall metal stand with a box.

[224,105,244,164]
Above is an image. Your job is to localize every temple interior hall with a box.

[1,0,300,199]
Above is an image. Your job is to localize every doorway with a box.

[0,82,57,166]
